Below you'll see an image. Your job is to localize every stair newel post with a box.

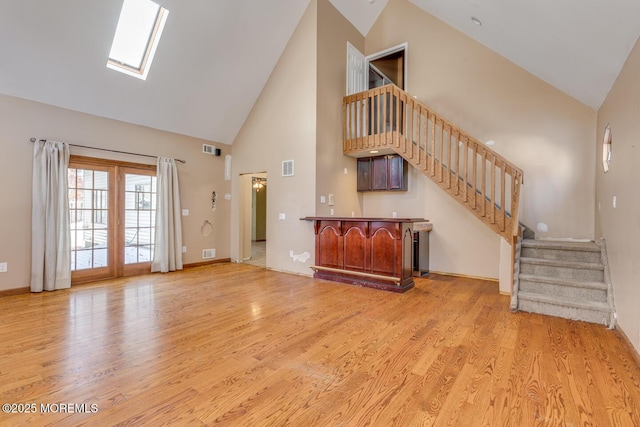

[358,94,366,150]
[511,172,522,238]
[394,87,400,149]
[373,89,379,147]
[343,97,348,152]
[381,88,388,147]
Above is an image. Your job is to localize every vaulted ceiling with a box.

[1,0,639,144]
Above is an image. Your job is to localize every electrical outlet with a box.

[0,262,6,272]
[279,213,286,220]
[182,246,187,253]
[182,209,189,216]
[328,194,334,206]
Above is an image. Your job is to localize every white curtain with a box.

[31,140,71,292]
[152,157,183,273]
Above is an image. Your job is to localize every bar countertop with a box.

[301,217,429,223]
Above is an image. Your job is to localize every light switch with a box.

[182,209,189,216]
[320,195,326,204]
[279,213,286,220]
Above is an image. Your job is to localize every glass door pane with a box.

[123,171,157,274]
[68,165,114,282]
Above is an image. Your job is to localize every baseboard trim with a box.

[183,258,231,269]
[0,287,30,297]
[428,270,499,283]
[615,325,640,369]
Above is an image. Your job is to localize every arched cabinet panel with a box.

[318,225,342,269]
[343,222,368,272]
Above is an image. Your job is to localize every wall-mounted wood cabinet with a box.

[357,155,408,192]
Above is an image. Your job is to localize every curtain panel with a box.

[31,140,71,292]
[152,157,183,273]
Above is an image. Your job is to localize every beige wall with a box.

[363,170,501,279]
[596,36,640,353]
[0,94,230,292]
[315,0,364,218]
[361,0,597,278]
[231,0,318,275]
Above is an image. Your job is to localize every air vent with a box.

[202,248,216,259]
[203,144,221,156]
[282,159,294,177]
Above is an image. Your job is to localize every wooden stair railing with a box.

[343,84,524,241]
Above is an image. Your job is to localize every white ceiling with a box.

[1,0,639,144]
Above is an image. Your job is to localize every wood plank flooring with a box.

[1,263,639,426]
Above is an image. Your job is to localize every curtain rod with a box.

[29,138,186,164]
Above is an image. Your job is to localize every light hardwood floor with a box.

[1,263,639,426]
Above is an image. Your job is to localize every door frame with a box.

[366,42,408,91]
[68,155,156,284]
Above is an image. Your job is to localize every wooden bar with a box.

[302,217,429,293]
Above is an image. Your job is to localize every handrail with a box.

[343,84,524,240]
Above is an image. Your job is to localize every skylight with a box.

[107,0,169,80]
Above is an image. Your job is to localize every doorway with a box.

[68,156,157,283]
[346,42,407,95]
[240,172,267,268]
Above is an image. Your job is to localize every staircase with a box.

[514,239,615,327]
[343,84,523,241]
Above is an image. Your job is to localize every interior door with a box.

[346,42,367,96]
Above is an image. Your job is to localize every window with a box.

[107,0,169,80]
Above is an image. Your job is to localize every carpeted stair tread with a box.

[522,239,599,252]
[517,291,610,312]
[519,257,603,270]
[518,274,607,290]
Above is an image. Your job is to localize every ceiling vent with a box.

[203,144,221,156]
[282,160,294,177]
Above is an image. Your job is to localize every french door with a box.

[68,156,156,283]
